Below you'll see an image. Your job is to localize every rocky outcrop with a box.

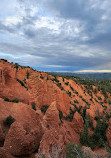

[4,122,43,157]
[0,99,44,157]
[39,108,83,156]
[0,147,14,158]
[72,112,83,134]
[42,101,61,129]
[0,125,5,147]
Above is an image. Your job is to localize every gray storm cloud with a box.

[0,0,111,71]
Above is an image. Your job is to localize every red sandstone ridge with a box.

[0,59,111,157]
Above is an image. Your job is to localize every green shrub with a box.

[4,98,19,103]
[59,110,63,122]
[65,144,85,158]
[1,59,7,62]
[16,78,25,86]
[65,143,100,158]
[65,107,75,122]
[89,119,94,131]
[3,115,15,127]
[105,112,111,121]
[92,118,108,146]
[67,90,71,97]
[98,96,102,100]
[70,85,74,91]
[94,88,97,94]
[53,76,59,82]
[104,143,111,155]
[80,116,90,147]
[74,99,79,104]
[80,114,109,149]
[40,75,44,79]
[82,98,90,106]
[108,100,111,104]
[104,99,107,103]
[58,107,75,122]
[12,98,19,103]
[57,83,64,90]
[4,98,11,102]
[98,87,101,91]
[26,70,29,79]
[73,104,82,114]
[101,88,108,98]
[16,78,28,90]
[81,106,87,121]
[23,78,26,84]
[14,63,19,70]
[65,82,69,85]
[41,105,49,114]
[94,98,98,102]
[87,89,91,94]
[75,90,78,95]
[31,102,36,111]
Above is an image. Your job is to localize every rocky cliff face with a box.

[0,59,111,157]
[0,68,5,86]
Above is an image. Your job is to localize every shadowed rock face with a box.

[0,60,111,157]
[0,125,5,147]
[0,68,5,86]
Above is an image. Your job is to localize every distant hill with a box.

[51,72,111,80]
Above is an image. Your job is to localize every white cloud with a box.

[5,16,22,26]
[35,17,61,33]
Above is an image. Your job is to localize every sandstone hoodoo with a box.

[0,59,111,157]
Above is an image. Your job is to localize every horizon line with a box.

[53,70,111,73]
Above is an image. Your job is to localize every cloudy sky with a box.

[0,0,111,72]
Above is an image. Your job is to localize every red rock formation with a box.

[42,101,61,129]
[0,59,111,157]
[0,147,14,158]
[39,105,83,156]
[72,112,83,134]
[4,122,42,157]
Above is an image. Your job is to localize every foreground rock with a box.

[39,106,83,156]
[0,147,14,158]
[4,122,43,157]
